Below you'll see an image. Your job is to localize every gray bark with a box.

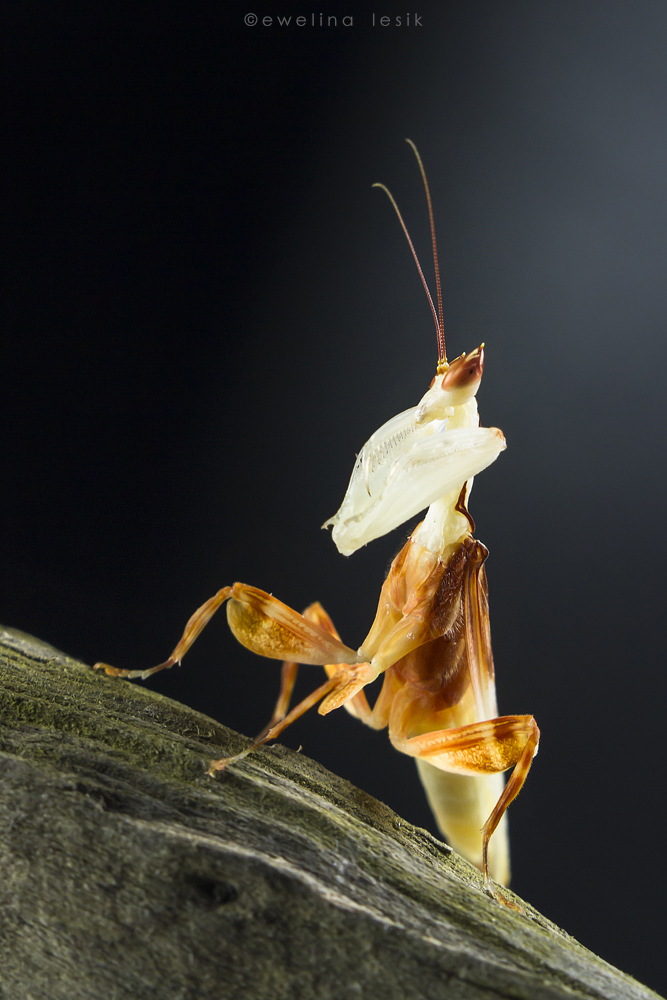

[0,624,660,1000]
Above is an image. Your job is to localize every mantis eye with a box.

[441,345,484,391]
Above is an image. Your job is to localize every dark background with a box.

[3,1,666,993]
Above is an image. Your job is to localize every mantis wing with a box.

[414,539,509,884]
[462,539,499,722]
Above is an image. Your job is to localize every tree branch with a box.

[0,625,659,1000]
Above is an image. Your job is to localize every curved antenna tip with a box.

[372,181,441,343]
[404,142,445,362]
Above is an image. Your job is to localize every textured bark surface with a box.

[0,624,661,1000]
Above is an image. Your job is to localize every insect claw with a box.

[93,662,147,679]
[93,661,120,676]
[318,663,377,715]
[207,759,227,776]
[207,752,243,775]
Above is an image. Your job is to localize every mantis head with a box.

[415,345,485,425]
[324,149,503,557]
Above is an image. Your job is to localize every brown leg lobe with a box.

[94,584,360,680]
[403,714,540,887]
[249,599,364,744]
[481,717,540,890]
[225,587,359,665]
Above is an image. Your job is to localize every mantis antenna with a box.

[373,140,447,370]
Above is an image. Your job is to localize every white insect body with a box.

[325,343,512,881]
[96,144,539,888]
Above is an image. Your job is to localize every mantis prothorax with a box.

[96,141,539,889]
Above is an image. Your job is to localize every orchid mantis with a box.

[96,142,539,888]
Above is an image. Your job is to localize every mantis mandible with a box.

[96,141,539,888]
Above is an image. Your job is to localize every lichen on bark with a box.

[0,625,660,1000]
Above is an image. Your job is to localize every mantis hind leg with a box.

[210,601,379,773]
[402,714,540,888]
[94,584,374,775]
[94,584,359,679]
[94,586,235,679]
[416,762,510,886]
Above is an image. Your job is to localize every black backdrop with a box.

[3,2,666,994]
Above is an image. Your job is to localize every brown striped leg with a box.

[208,670,345,775]
[94,583,361,680]
[403,715,540,887]
[300,602,375,723]
[208,655,382,775]
[252,660,301,744]
[93,586,234,679]
[480,719,540,887]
